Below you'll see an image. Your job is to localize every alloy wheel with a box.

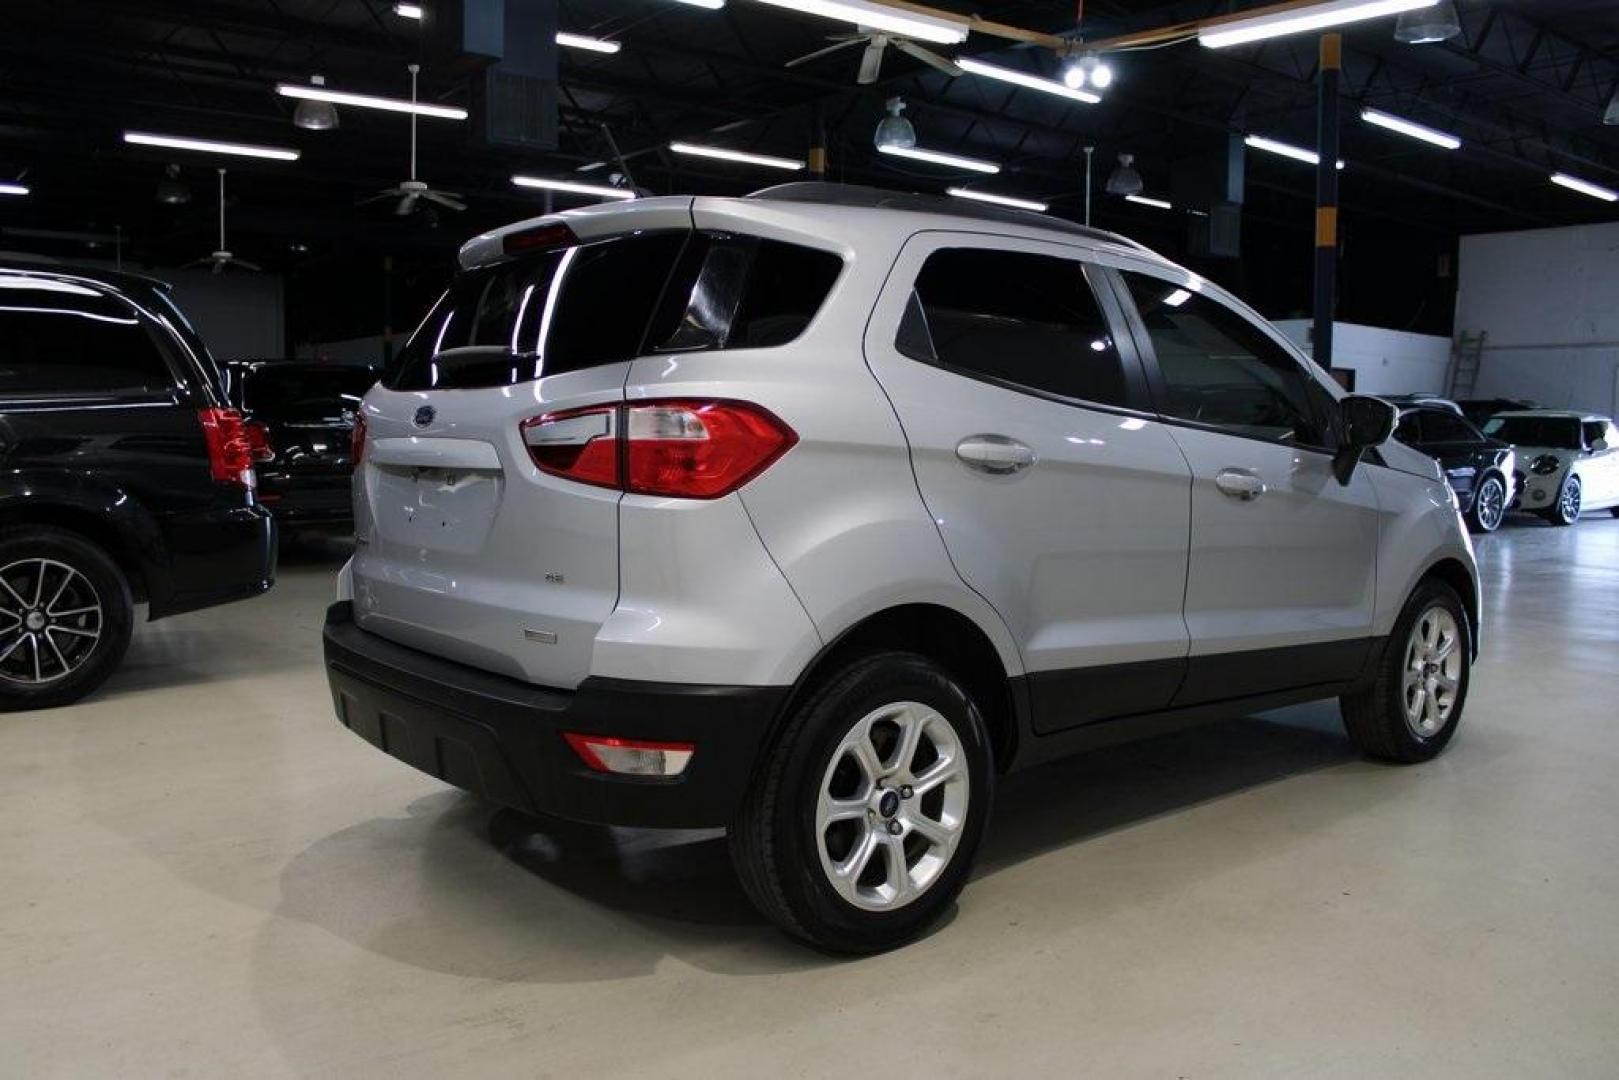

[1402,605,1462,739]
[1475,477,1504,530]
[0,558,104,686]
[1560,477,1582,522]
[815,700,970,912]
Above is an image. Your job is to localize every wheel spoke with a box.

[890,707,927,776]
[0,577,28,610]
[43,630,70,676]
[30,634,42,683]
[29,563,47,609]
[881,836,911,901]
[47,625,98,640]
[1434,633,1456,661]
[912,755,962,797]
[45,566,73,614]
[848,733,883,789]
[0,610,20,631]
[48,605,99,619]
[835,829,879,882]
[820,796,868,827]
[0,632,25,665]
[906,812,953,848]
[1434,671,1459,693]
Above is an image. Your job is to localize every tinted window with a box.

[0,277,174,397]
[1120,272,1334,447]
[1421,410,1481,442]
[656,236,843,352]
[1482,416,1582,450]
[1581,420,1606,449]
[897,248,1129,408]
[388,232,687,391]
[1395,411,1423,444]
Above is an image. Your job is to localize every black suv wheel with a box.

[0,527,134,711]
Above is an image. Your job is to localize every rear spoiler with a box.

[458,196,695,269]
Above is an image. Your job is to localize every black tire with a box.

[730,652,995,954]
[1340,579,1471,763]
[0,527,134,712]
[1541,474,1581,526]
[1466,473,1507,533]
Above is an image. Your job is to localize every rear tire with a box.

[1466,474,1506,533]
[730,652,994,954]
[0,527,134,712]
[1340,579,1470,763]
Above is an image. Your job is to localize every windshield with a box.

[1483,416,1583,449]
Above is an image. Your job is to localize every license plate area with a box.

[372,464,503,554]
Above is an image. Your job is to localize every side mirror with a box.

[1591,438,1609,453]
[1333,395,1397,485]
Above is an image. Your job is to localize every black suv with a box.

[0,262,276,710]
[1393,403,1517,533]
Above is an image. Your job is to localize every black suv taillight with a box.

[197,407,256,488]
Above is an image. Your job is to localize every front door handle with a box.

[956,434,1037,475]
[1214,467,1266,501]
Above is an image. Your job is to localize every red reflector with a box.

[197,407,256,487]
[350,413,367,467]
[503,222,578,255]
[563,733,696,776]
[244,420,275,463]
[521,405,619,488]
[624,400,796,499]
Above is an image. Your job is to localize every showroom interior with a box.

[3,0,1619,1073]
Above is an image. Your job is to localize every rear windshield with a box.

[386,230,843,391]
[237,364,377,419]
[1482,416,1582,449]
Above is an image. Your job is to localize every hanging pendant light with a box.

[1105,153,1143,196]
[292,74,341,130]
[874,97,916,150]
[1394,1,1461,44]
[155,163,191,205]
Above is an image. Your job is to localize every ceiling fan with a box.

[185,168,260,274]
[785,26,962,85]
[362,63,465,216]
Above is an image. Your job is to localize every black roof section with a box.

[0,257,175,297]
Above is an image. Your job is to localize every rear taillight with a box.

[520,400,796,499]
[197,407,256,488]
[244,420,275,463]
[563,732,695,777]
[350,413,367,466]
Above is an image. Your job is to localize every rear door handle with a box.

[1214,468,1266,501]
[956,434,1037,475]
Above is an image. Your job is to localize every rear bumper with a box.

[259,470,353,526]
[323,602,787,828]
[148,503,277,619]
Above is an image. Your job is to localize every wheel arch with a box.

[1418,557,1479,660]
[0,498,151,604]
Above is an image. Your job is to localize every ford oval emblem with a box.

[413,405,436,429]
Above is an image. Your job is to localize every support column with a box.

[1313,32,1341,368]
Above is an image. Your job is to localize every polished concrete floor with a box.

[4,515,1618,1078]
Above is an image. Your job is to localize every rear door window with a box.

[0,277,176,398]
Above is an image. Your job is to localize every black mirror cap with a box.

[1333,395,1398,485]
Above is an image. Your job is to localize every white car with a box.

[1483,410,1619,525]
[325,183,1480,952]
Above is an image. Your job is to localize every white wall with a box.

[1455,221,1619,415]
[1273,320,1452,395]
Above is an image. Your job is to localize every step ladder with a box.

[1447,330,1487,399]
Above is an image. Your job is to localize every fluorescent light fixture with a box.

[393,2,423,17]
[1245,134,1344,170]
[275,82,467,121]
[748,0,966,45]
[513,175,637,200]
[556,31,622,54]
[1360,107,1460,149]
[1163,288,1192,307]
[947,187,1048,212]
[1201,0,1439,48]
[1125,194,1173,209]
[0,183,28,196]
[956,57,1101,104]
[123,131,300,161]
[668,141,805,170]
[672,0,725,7]
[878,144,999,174]
[1550,172,1618,203]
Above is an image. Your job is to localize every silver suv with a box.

[325,183,1480,953]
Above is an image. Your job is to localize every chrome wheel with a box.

[1559,477,1582,522]
[815,701,970,912]
[1402,606,1462,739]
[1474,476,1505,531]
[0,559,104,686]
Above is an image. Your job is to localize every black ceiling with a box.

[2,0,1616,342]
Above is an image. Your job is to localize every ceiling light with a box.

[1104,153,1142,196]
[1125,194,1173,209]
[957,57,1100,104]
[1550,173,1618,203]
[1245,134,1345,169]
[1360,107,1459,149]
[513,175,637,200]
[672,0,725,7]
[0,182,28,196]
[123,131,300,161]
[1393,0,1460,43]
[155,163,191,205]
[556,32,622,54]
[669,141,805,170]
[275,82,467,120]
[1164,288,1192,307]
[292,75,340,131]
[1201,0,1438,49]
[874,96,916,150]
[393,3,424,18]
[947,187,1048,212]
[877,144,999,174]
[1062,53,1113,91]
[748,0,966,45]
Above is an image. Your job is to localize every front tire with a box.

[1340,579,1470,763]
[0,527,134,712]
[1466,474,1506,533]
[1542,474,1581,526]
[730,652,994,954]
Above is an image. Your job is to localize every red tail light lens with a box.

[563,732,695,776]
[197,407,256,487]
[244,420,275,463]
[520,400,795,499]
[350,413,367,467]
